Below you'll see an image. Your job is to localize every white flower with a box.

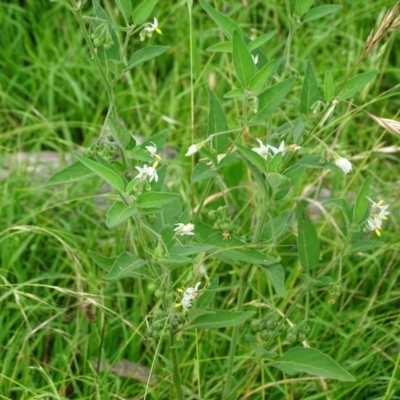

[145,142,157,157]
[334,157,352,174]
[268,140,285,155]
[252,139,270,160]
[252,54,258,64]
[181,282,201,310]
[144,18,162,34]
[366,197,390,218]
[288,144,301,152]
[366,216,383,236]
[135,165,158,182]
[174,223,195,236]
[185,144,199,157]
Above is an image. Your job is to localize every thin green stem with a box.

[170,333,184,400]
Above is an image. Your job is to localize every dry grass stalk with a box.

[368,112,400,134]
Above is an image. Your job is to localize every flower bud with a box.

[154,289,164,298]
[251,319,263,332]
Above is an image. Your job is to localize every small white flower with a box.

[144,18,162,34]
[181,282,201,310]
[185,144,199,157]
[174,223,195,236]
[366,197,390,218]
[252,139,270,160]
[268,140,285,155]
[145,142,157,157]
[367,216,383,236]
[135,165,158,182]
[288,144,301,152]
[252,54,258,64]
[334,157,352,174]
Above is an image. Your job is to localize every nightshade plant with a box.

[46,0,398,398]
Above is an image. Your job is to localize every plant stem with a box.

[170,333,184,400]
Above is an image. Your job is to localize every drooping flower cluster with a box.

[179,282,201,311]
[366,197,390,236]
[140,18,162,41]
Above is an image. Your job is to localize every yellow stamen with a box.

[375,228,381,237]
[174,303,181,308]
[152,160,159,168]
[177,288,184,294]
[156,28,162,35]
[155,154,162,161]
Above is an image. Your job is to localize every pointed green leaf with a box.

[324,70,335,102]
[249,60,275,93]
[297,202,320,270]
[189,310,256,329]
[323,198,351,223]
[107,117,131,148]
[132,0,158,25]
[207,88,229,152]
[115,0,132,23]
[106,201,136,228]
[352,177,370,223]
[223,88,246,99]
[126,46,169,71]
[251,77,296,123]
[74,153,125,192]
[141,129,169,152]
[206,42,232,53]
[137,192,178,208]
[200,0,242,39]
[44,161,94,187]
[300,60,319,115]
[235,141,266,173]
[103,251,149,280]
[233,30,255,88]
[270,347,356,382]
[336,70,379,99]
[87,250,117,272]
[191,163,217,183]
[349,240,384,254]
[303,5,342,23]
[248,31,277,52]
[261,264,285,297]
[262,209,294,241]
[296,0,315,16]
[214,248,278,266]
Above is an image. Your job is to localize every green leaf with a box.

[297,202,320,271]
[200,0,242,40]
[115,0,132,23]
[233,30,255,88]
[349,240,384,254]
[141,129,169,152]
[261,264,285,297]
[44,161,94,187]
[262,209,294,241]
[103,252,150,280]
[207,88,229,153]
[74,153,126,192]
[249,60,275,93]
[106,201,136,228]
[132,0,158,25]
[107,117,131,148]
[196,277,219,308]
[126,46,169,71]
[324,70,335,102]
[300,60,319,115]
[270,347,356,382]
[352,177,370,224]
[191,163,217,183]
[266,152,283,173]
[189,310,255,329]
[296,0,315,15]
[90,0,119,62]
[336,70,379,100]
[303,5,342,23]
[266,172,291,193]
[87,250,116,272]
[248,31,277,51]
[323,198,351,223]
[251,77,296,124]
[206,42,232,53]
[235,141,266,174]
[137,192,179,208]
[223,88,245,99]
[169,245,213,256]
